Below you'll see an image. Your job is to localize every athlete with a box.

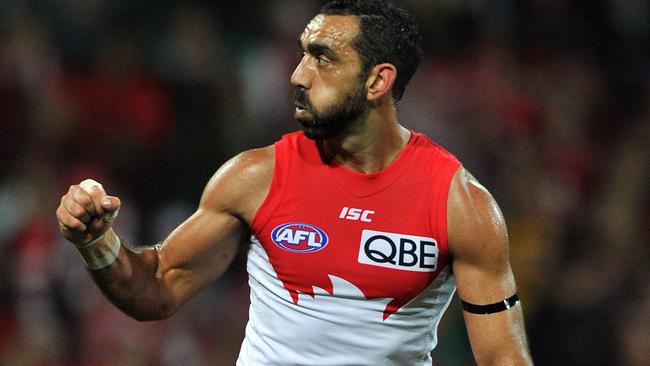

[56,1,533,365]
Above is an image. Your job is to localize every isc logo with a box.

[339,207,375,222]
[358,229,438,272]
[271,222,329,253]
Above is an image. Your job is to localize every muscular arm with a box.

[56,147,274,321]
[447,167,533,365]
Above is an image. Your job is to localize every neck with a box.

[322,107,411,173]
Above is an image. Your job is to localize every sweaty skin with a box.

[56,13,532,365]
[448,169,533,365]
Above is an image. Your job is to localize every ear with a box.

[365,63,397,103]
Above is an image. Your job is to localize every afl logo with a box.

[271,222,329,253]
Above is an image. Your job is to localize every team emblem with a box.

[271,222,329,253]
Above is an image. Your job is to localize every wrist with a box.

[75,230,121,270]
[75,231,108,248]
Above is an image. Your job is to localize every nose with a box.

[290,56,311,89]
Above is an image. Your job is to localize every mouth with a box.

[294,101,308,111]
[294,102,312,119]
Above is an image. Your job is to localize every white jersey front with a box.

[236,237,456,366]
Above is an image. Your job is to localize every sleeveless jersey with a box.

[237,131,461,366]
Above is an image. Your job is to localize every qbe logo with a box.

[358,230,438,272]
[271,222,329,253]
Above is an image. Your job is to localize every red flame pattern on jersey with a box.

[251,131,461,319]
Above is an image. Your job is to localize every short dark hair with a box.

[320,0,423,104]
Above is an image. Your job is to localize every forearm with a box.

[58,171,255,321]
[465,307,533,366]
[77,229,178,321]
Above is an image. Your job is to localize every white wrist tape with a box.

[75,233,121,270]
[76,232,108,248]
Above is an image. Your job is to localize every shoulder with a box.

[223,145,276,179]
[448,167,500,219]
[200,145,276,223]
[447,167,509,264]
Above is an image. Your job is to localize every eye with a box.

[316,55,330,66]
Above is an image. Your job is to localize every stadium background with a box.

[0,0,648,365]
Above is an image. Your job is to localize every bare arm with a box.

[447,167,533,365]
[56,147,274,320]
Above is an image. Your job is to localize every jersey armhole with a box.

[250,140,289,235]
[434,161,462,269]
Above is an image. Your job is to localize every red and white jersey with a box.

[237,131,461,366]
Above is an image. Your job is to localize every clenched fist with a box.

[56,179,121,247]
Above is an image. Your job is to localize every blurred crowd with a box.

[0,0,648,365]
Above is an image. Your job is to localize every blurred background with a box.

[0,0,648,365]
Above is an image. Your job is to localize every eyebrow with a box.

[297,36,339,61]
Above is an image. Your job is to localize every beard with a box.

[292,84,368,140]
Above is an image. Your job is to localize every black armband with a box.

[461,293,520,315]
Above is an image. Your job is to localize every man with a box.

[56,0,533,364]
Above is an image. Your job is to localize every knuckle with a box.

[61,195,73,207]
[69,186,82,197]
[76,192,93,206]
[70,205,87,218]
[71,218,86,230]
[56,208,66,220]
[57,210,84,231]
[59,217,74,229]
